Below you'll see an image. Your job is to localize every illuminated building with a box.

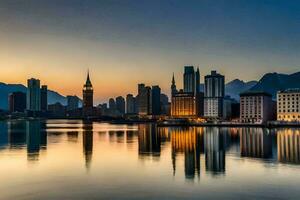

[171,91,196,118]
[82,71,94,117]
[240,91,275,123]
[204,70,225,118]
[277,89,300,122]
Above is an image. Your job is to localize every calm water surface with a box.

[0,120,300,200]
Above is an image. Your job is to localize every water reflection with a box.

[82,122,93,170]
[0,120,300,181]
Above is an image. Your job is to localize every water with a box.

[0,120,300,200]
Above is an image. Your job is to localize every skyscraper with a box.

[126,94,137,114]
[116,96,125,115]
[8,92,26,113]
[137,84,151,116]
[109,98,116,110]
[204,70,225,118]
[41,85,48,112]
[82,71,94,116]
[183,66,195,93]
[151,85,161,115]
[27,78,41,112]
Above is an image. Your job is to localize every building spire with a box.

[85,69,92,87]
[172,72,175,84]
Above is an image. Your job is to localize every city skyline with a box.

[1,1,300,103]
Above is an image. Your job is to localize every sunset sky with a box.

[1,0,300,103]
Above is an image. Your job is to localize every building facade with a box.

[126,94,137,114]
[204,70,225,118]
[137,84,151,116]
[171,92,196,118]
[183,66,195,93]
[27,78,41,112]
[116,96,125,115]
[151,85,161,115]
[277,89,300,122]
[240,91,274,123]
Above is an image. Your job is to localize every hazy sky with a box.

[0,0,300,103]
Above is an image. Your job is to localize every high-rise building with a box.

[8,92,26,113]
[126,94,137,114]
[277,89,300,122]
[183,66,195,93]
[195,68,200,95]
[151,85,161,115]
[240,91,275,123]
[82,71,94,116]
[67,95,79,111]
[109,98,116,110]
[41,85,48,112]
[204,70,225,118]
[116,96,125,115]
[27,78,41,112]
[137,84,151,115]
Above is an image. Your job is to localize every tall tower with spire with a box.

[83,70,94,116]
[171,73,177,96]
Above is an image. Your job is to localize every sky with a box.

[0,0,300,103]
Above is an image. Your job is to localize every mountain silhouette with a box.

[225,79,258,100]
[0,82,68,110]
[249,72,300,98]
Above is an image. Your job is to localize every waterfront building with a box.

[126,94,137,114]
[151,85,161,115]
[116,96,125,115]
[171,90,196,118]
[109,98,116,110]
[8,92,26,113]
[137,84,151,116]
[240,91,275,123]
[27,78,41,112]
[277,89,300,122]
[204,70,225,118]
[67,95,79,111]
[41,85,48,112]
[160,93,170,115]
[82,71,94,117]
[171,66,203,118]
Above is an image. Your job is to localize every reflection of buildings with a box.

[26,121,47,162]
[138,124,161,157]
[82,122,93,170]
[240,128,272,158]
[204,128,226,174]
[277,129,300,164]
[171,127,203,179]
